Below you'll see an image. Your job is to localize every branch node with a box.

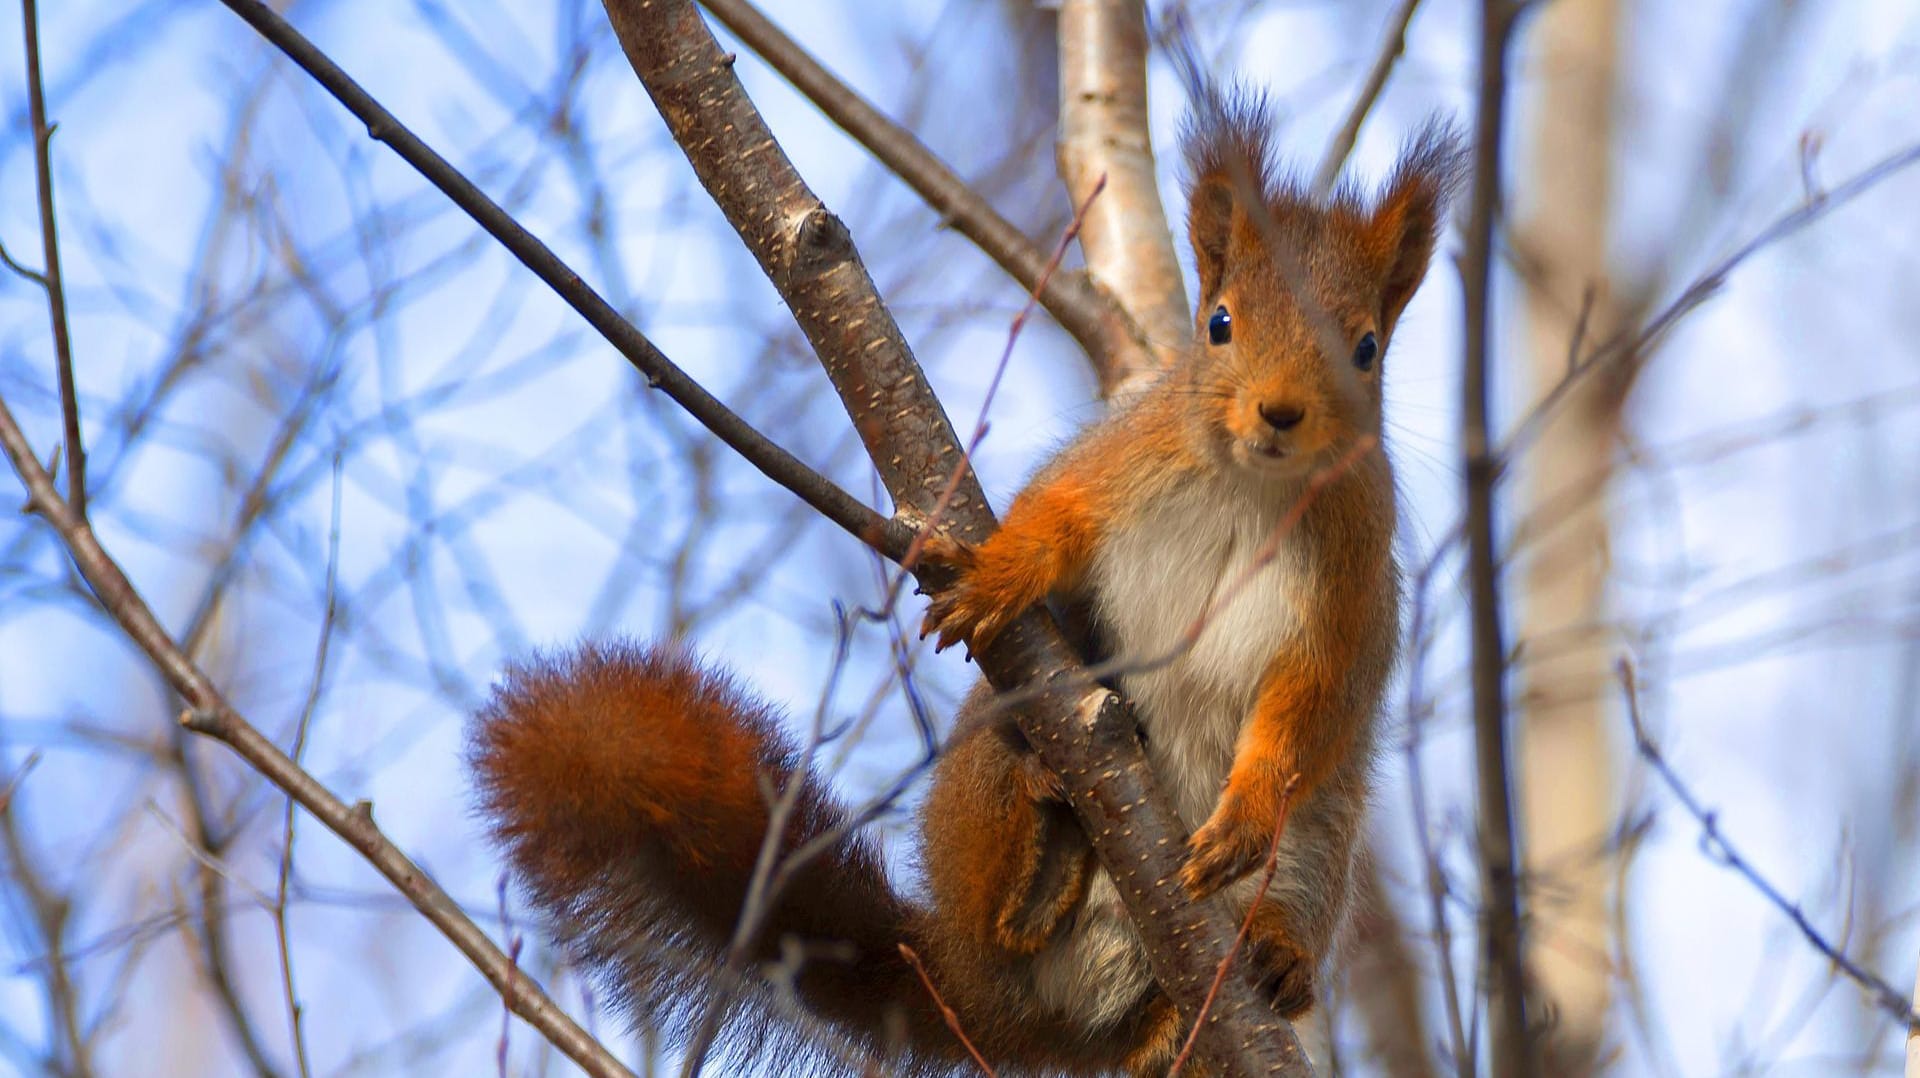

[787,206,852,281]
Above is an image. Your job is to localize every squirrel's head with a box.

[1181,94,1463,480]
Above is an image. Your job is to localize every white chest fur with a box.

[1089,476,1313,828]
[1029,475,1320,1029]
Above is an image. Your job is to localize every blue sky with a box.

[1,0,1918,1074]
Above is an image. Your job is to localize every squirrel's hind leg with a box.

[920,689,1095,955]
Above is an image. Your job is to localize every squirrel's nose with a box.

[1258,402,1305,432]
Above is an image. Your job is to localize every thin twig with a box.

[0,753,40,814]
[1502,136,1920,468]
[0,750,91,1077]
[1617,660,1920,1035]
[0,235,47,286]
[1402,555,1473,1078]
[20,0,84,519]
[899,945,997,1077]
[1168,774,1303,1078]
[1458,1,1530,1073]
[496,877,524,1078]
[1314,0,1425,195]
[274,454,342,1078]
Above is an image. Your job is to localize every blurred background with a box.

[1,0,1916,1074]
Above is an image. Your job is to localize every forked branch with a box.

[601,0,1310,1072]
[698,0,1158,394]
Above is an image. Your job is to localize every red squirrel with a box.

[469,96,1462,1075]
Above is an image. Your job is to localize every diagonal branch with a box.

[697,0,1158,395]
[0,392,637,1078]
[213,0,913,563]
[1314,0,1425,195]
[601,0,1309,1073]
[1620,661,1920,1036]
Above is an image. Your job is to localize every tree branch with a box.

[20,0,85,519]
[1056,0,1190,385]
[696,0,1158,395]
[213,0,914,563]
[1619,661,1920,1037]
[601,0,1310,1072]
[1313,0,1424,195]
[1458,1,1531,1074]
[0,395,636,1078]
[0,756,93,1077]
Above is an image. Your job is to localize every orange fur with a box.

[471,95,1463,1074]
[468,643,953,1068]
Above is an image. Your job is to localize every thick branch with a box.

[1057,0,1190,383]
[603,0,1309,1073]
[1459,1,1531,1074]
[697,0,1157,395]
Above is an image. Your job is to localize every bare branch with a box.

[1057,0,1191,383]
[0,396,635,1077]
[1458,1,1531,1073]
[697,0,1158,394]
[899,945,997,1078]
[213,0,914,564]
[600,1,1311,1072]
[1502,135,1920,469]
[19,0,86,518]
[0,754,92,1077]
[1619,661,1920,1037]
[273,456,342,1078]
[1314,0,1425,195]
[1402,560,1472,1078]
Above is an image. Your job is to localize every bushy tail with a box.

[468,641,950,1071]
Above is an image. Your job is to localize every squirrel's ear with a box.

[1364,121,1467,330]
[1188,175,1238,304]
[1183,89,1275,305]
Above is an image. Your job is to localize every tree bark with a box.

[602,1,1313,1072]
[1055,0,1189,391]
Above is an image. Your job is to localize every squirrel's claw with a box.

[922,595,1015,656]
[916,534,1016,656]
[1246,936,1316,1017]
[1181,803,1271,900]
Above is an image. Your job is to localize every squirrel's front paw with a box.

[917,534,1020,655]
[1180,797,1273,900]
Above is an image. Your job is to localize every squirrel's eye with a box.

[1351,332,1379,371]
[1207,305,1232,346]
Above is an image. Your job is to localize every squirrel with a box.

[469,95,1462,1076]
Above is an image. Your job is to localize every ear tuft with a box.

[1182,86,1279,304]
[1368,118,1468,328]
